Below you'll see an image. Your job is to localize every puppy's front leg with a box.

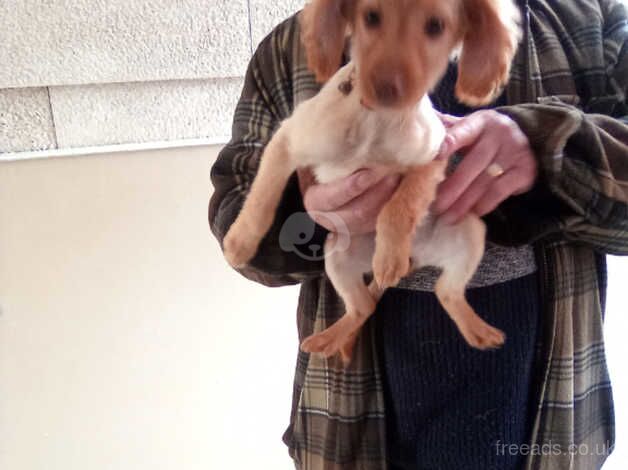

[373,159,446,289]
[223,130,295,267]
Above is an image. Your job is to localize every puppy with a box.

[223,0,521,364]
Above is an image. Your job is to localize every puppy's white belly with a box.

[313,158,371,183]
[346,215,477,275]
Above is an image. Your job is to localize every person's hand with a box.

[298,166,401,235]
[432,110,538,224]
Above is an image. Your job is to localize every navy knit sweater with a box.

[376,273,541,469]
[375,63,542,469]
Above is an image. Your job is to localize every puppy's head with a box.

[300,0,521,109]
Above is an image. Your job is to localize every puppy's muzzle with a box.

[373,75,404,107]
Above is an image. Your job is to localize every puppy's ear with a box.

[300,0,353,83]
[456,0,521,105]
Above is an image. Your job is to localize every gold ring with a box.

[486,163,505,177]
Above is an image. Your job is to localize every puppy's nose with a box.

[373,76,403,106]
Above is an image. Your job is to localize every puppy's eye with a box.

[424,17,444,37]
[364,10,381,28]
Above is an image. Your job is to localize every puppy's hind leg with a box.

[223,130,296,267]
[431,216,505,349]
[301,234,376,366]
[335,279,385,365]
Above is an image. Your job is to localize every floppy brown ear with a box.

[456,0,521,106]
[300,0,352,83]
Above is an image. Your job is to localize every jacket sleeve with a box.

[491,105,628,254]
[486,0,628,254]
[208,18,326,287]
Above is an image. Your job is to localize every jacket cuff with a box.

[242,173,327,286]
[480,103,584,246]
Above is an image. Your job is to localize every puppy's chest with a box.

[289,95,431,184]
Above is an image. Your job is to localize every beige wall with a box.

[0,146,298,470]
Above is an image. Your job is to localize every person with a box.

[209,0,628,468]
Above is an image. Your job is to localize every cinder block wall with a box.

[0,0,305,156]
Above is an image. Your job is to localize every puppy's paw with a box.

[372,247,410,289]
[461,320,506,350]
[223,225,260,268]
[301,314,363,366]
[301,329,344,358]
[339,332,358,367]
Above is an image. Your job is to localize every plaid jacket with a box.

[209,1,628,468]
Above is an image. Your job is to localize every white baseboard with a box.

[0,137,229,162]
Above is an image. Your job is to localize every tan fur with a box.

[224,0,520,364]
[223,131,294,267]
[300,0,352,82]
[372,159,447,289]
[432,216,505,348]
[456,0,521,104]
[302,0,521,109]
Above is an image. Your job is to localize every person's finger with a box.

[435,138,453,161]
[437,148,537,223]
[433,139,498,214]
[303,167,389,213]
[510,160,538,196]
[438,170,496,224]
[435,110,462,128]
[472,167,535,216]
[314,174,400,234]
[438,111,489,160]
